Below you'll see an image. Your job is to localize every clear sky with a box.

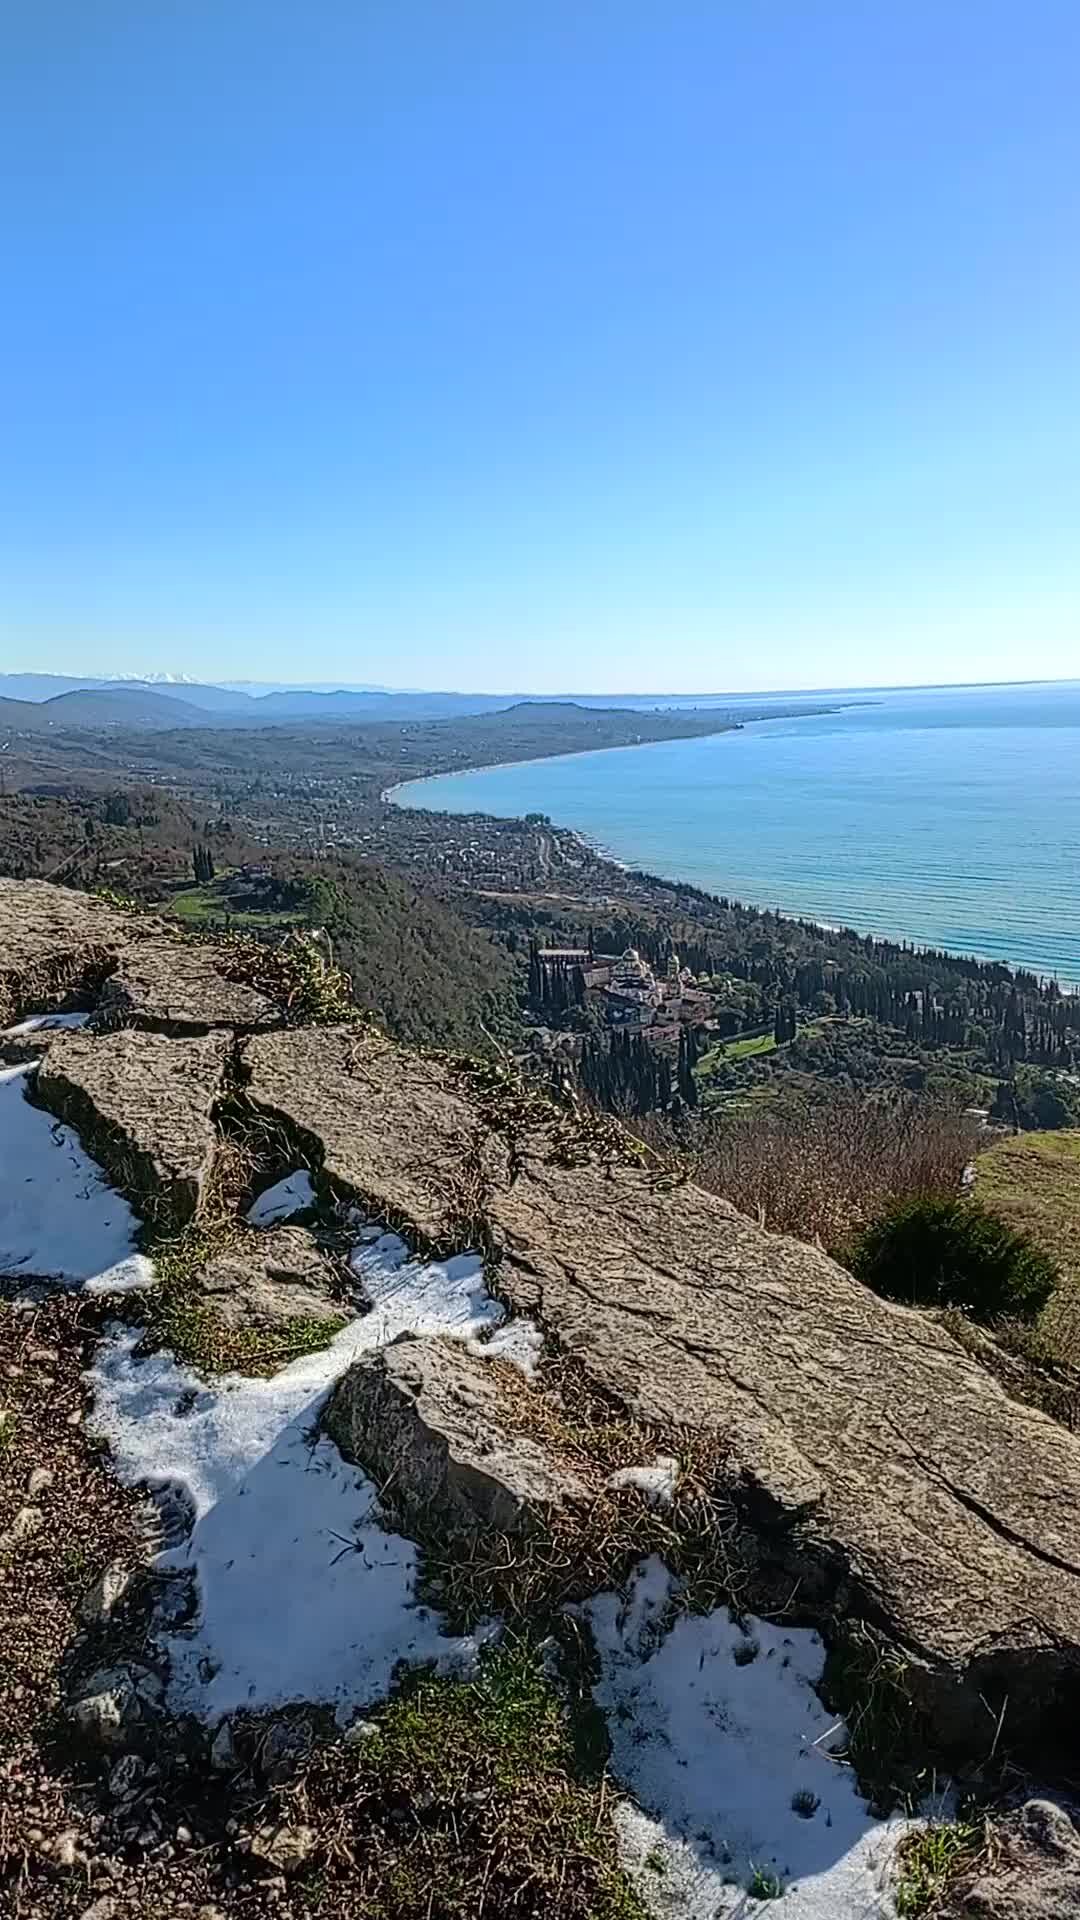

[2,3,1078,693]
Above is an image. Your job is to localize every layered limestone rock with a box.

[245,1026,481,1241]
[247,1021,1080,1768]
[35,1027,227,1225]
[95,936,278,1035]
[0,877,144,1025]
[192,1227,346,1331]
[6,883,1080,1779]
[326,1334,589,1535]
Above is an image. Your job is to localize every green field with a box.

[975,1128,1080,1386]
[695,1030,778,1080]
[166,881,300,930]
[976,1129,1080,1281]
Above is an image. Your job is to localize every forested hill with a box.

[0,793,519,1057]
[256,855,520,1052]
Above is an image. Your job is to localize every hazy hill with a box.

[0,687,210,729]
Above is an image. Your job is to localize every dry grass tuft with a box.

[638,1089,977,1252]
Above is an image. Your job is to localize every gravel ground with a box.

[0,1292,288,1920]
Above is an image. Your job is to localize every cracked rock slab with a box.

[326,1333,589,1536]
[35,1028,227,1226]
[488,1143,1080,1767]
[244,1025,1080,1770]
[0,878,145,1026]
[244,1026,481,1242]
[192,1227,346,1331]
[95,935,278,1034]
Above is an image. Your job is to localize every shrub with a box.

[847,1195,1058,1322]
[634,1089,977,1251]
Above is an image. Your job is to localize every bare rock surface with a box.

[245,1026,480,1241]
[250,1024,1080,1767]
[193,1227,346,1330]
[35,1028,227,1225]
[326,1333,589,1534]
[948,1799,1080,1918]
[95,935,278,1034]
[0,878,144,1025]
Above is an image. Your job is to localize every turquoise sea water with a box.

[395,683,1080,985]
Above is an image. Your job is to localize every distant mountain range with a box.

[0,674,543,725]
[0,674,784,730]
[0,672,868,731]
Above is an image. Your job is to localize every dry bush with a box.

[637,1090,978,1253]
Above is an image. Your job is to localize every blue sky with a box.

[2,3,1078,693]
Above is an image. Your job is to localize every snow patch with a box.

[0,1065,153,1292]
[246,1168,316,1226]
[474,1314,545,1376]
[607,1455,680,1507]
[2,1010,91,1037]
[88,1231,520,1721]
[586,1558,910,1918]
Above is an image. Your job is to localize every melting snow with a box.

[88,1232,516,1721]
[0,1064,153,1292]
[607,1455,680,1507]
[2,1010,91,1037]
[245,1167,317,1226]
[586,1559,909,1917]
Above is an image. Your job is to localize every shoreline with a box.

[381,723,742,809]
[386,733,1078,995]
[380,697,867,809]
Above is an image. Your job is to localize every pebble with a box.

[66,1406,84,1425]
[26,1466,55,1497]
[79,1560,133,1627]
[176,1824,193,1845]
[80,1901,117,1920]
[51,1829,83,1869]
[249,1821,317,1873]
[5,1505,45,1545]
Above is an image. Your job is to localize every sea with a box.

[394,681,1080,988]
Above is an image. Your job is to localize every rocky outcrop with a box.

[947,1799,1080,1918]
[0,878,143,1026]
[6,883,1080,1781]
[35,1028,227,1225]
[192,1227,347,1331]
[245,1026,481,1241]
[247,1022,1080,1769]
[95,936,278,1035]
[326,1334,589,1536]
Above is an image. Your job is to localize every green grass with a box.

[147,1223,345,1377]
[166,869,301,928]
[975,1129,1080,1379]
[696,1031,778,1080]
[976,1129,1080,1280]
[893,1820,983,1917]
[167,882,299,929]
[273,1640,646,1919]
